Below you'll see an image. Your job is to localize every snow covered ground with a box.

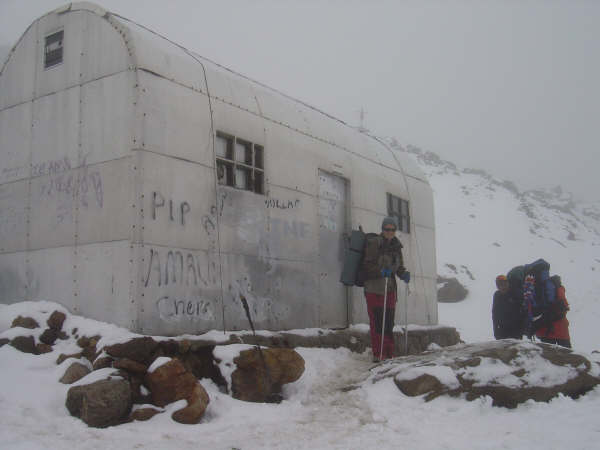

[2,148,600,449]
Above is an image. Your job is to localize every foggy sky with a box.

[1,0,598,201]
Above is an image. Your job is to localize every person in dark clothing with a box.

[492,275,524,339]
[360,217,410,361]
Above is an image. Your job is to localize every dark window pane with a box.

[235,167,252,190]
[216,135,232,159]
[254,145,264,169]
[44,30,64,68]
[217,160,233,186]
[254,170,264,194]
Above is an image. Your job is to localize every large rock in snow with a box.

[368,340,600,408]
[66,378,132,428]
[232,347,305,403]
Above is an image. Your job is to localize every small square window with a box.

[44,30,64,69]
[216,134,233,159]
[387,193,410,234]
[235,139,252,165]
[217,161,233,186]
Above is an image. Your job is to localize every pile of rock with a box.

[1,310,305,428]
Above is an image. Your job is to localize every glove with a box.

[381,268,393,278]
[400,271,411,284]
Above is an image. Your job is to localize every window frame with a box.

[215,131,265,195]
[44,29,64,70]
[387,193,410,234]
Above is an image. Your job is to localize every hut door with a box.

[317,170,348,328]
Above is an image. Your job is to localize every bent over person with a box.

[360,217,410,361]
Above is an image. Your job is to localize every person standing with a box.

[492,275,524,339]
[360,217,410,361]
[536,275,571,348]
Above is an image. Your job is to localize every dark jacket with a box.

[361,234,406,295]
[492,290,524,339]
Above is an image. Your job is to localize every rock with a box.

[144,358,197,407]
[129,407,162,422]
[60,362,92,384]
[10,336,37,354]
[11,316,39,329]
[36,343,53,354]
[171,383,210,425]
[77,335,101,349]
[66,379,132,428]
[92,356,114,371]
[437,276,469,303]
[47,311,66,331]
[105,337,159,365]
[369,340,600,408]
[232,347,305,403]
[39,328,59,345]
[57,352,82,365]
[113,358,148,374]
[0,338,9,347]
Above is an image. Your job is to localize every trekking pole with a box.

[404,283,410,355]
[379,275,389,361]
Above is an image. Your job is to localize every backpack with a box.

[340,228,367,287]
[518,258,557,333]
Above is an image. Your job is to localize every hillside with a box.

[388,140,600,352]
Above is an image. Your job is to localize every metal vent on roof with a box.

[44,30,64,69]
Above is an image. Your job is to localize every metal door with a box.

[317,170,348,328]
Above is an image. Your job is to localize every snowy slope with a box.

[391,141,600,352]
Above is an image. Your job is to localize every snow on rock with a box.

[367,340,600,408]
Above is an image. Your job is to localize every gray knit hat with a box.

[381,216,397,230]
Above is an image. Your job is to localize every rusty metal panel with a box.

[0,180,29,254]
[76,158,132,245]
[139,152,216,251]
[0,102,32,185]
[31,86,80,174]
[221,254,319,331]
[0,22,37,109]
[0,252,28,302]
[138,71,213,166]
[317,170,348,328]
[75,241,135,329]
[137,244,223,335]
[81,71,136,164]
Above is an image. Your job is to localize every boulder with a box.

[57,352,83,365]
[368,340,600,408]
[10,336,37,354]
[144,358,197,407]
[39,328,59,345]
[92,356,114,371]
[60,362,91,384]
[129,407,162,422]
[47,311,67,331]
[105,337,159,365]
[0,338,10,347]
[437,276,469,303]
[36,343,53,354]
[11,316,39,329]
[113,358,148,374]
[144,358,210,424]
[232,347,305,403]
[171,383,210,425]
[66,378,132,428]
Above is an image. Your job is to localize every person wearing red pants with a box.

[360,217,410,361]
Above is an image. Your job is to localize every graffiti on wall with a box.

[151,191,190,226]
[37,156,103,223]
[144,247,218,288]
[156,295,216,322]
[265,198,301,210]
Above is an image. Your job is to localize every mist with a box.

[1,0,598,201]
